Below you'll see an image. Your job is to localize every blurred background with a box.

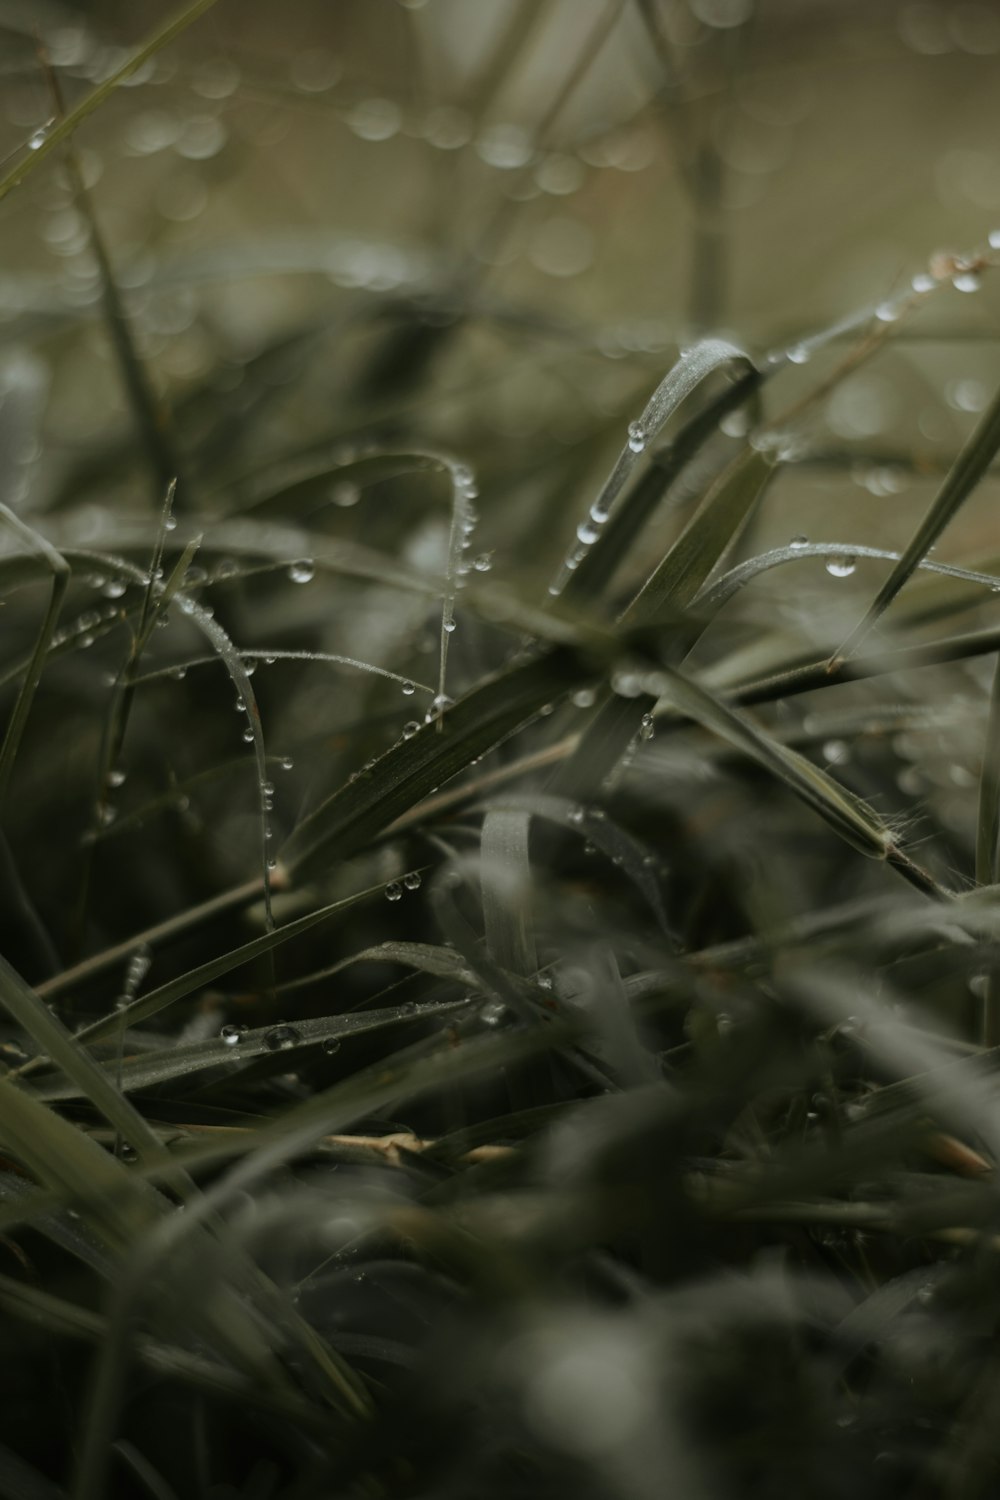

[1,0,999,523]
[2,0,1000,947]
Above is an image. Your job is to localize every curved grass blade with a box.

[174,593,275,926]
[833,377,1000,666]
[30,997,471,1102]
[561,360,761,605]
[481,809,537,977]
[0,0,223,205]
[39,47,184,512]
[976,658,1000,1046]
[0,954,169,1168]
[73,879,391,1047]
[0,1074,157,1251]
[485,791,671,934]
[696,540,1000,620]
[277,939,477,995]
[280,642,607,883]
[0,507,69,803]
[623,446,777,624]
[548,339,755,598]
[644,663,945,897]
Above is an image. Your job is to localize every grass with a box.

[5,3,1000,1497]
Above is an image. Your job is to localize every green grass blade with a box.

[0,1076,157,1250]
[30,998,470,1102]
[0,954,174,1166]
[276,939,477,995]
[481,809,537,976]
[561,362,761,605]
[280,643,606,882]
[976,655,1000,888]
[833,377,1000,665]
[623,446,777,624]
[74,880,390,1046]
[645,663,945,895]
[548,339,755,599]
[0,0,224,205]
[0,509,69,803]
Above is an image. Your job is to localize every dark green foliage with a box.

[4,4,1000,1499]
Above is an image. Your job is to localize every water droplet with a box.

[164,515,178,531]
[953,270,981,293]
[639,712,655,741]
[576,520,600,545]
[106,766,127,788]
[265,1024,301,1051]
[280,755,294,770]
[823,739,849,765]
[787,343,811,364]
[220,1023,245,1046]
[385,881,403,902]
[568,806,586,825]
[401,679,415,696]
[826,555,857,578]
[947,377,987,413]
[322,1037,341,1055]
[691,0,754,28]
[28,120,53,151]
[443,618,457,633]
[481,1000,506,1027]
[331,481,360,507]
[627,420,646,453]
[969,973,990,1001]
[611,669,644,698]
[473,552,493,572]
[183,565,207,587]
[403,871,422,890]
[96,802,117,828]
[911,271,935,293]
[242,726,255,743]
[572,688,596,709]
[102,577,127,598]
[288,559,315,584]
[990,230,1000,251]
[476,122,533,170]
[402,720,420,738]
[427,693,453,721]
[789,535,809,549]
[347,97,402,142]
[168,664,187,681]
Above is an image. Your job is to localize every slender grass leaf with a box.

[0,954,169,1166]
[0,1078,157,1250]
[623,446,777,624]
[645,663,944,895]
[31,998,470,1102]
[277,940,477,995]
[0,507,69,803]
[977,655,1000,889]
[280,643,607,882]
[74,879,390,1046]
[834,376,1000,664]
[562,362,761,605]
[547,339,755,598]
[481,809,536,977]
[0,0,224,205]
[485,791,671,935]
